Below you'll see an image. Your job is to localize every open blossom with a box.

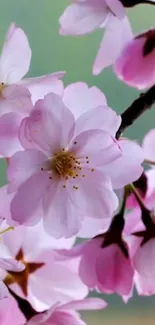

[7,92,122,238]
[0,294,26,325]
[59,0,133,74]
[28,298,107,325]
[0,221,87,311]
[6,88,144,238]
[114,29,155,89]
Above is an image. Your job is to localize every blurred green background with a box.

[0,0,155,323]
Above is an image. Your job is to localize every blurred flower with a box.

[59,0,133,74]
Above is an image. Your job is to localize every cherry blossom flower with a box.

[74,232,134,298]
[0,23,65,158]
[27,298,107,325]
[0,221,87,311]
[0,23,64,103]
[59,0,133,74]
[7,92,124,238]
[0,293,26,325]
[114,28,155,89]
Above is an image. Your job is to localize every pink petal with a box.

[62,298,107,311]
[142,129,155,161]
[96,244,134,295]
[63,82,107,119]
[20,72,65,104]
[0,257,24,272]
[0,85,32,116]
[105,0,125,18]
[26,93,75,155]
[79,239,101,288]
[43,182,84,238]
[74,105,121,137]
[59,1,109,35]
[70,129,121,166]
[10,171,49,225]
[7,149,48,191]
[114,34,155,89]
[133,238,155,278]
[0,23,31,83]
[93,16,133,74]
[0,281,9,299]
[0,112,22,157]
[101,139,144,189]
[78,216,110,238]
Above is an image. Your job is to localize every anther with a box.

[63,185,66,188]
[91,168,95,172]
[49,176,52,179]
[41,168,44,171]
[86,161,89,164]
[74,142,77,145]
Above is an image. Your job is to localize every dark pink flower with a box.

[114,29,155,89]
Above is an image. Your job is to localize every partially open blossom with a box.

[124,168,155,296]
[67,234,134,298]
[27,298,107,325]
[114,28,155,89]
[0,23,64,103]
[0,221,87,311]
[0,294,26,325]
[59,0,133,74]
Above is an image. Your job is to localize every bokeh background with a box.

[0,0,155,323]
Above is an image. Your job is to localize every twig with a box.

[116,85,155,139]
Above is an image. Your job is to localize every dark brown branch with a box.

[120,0,155,7]
[8,288,37,321]
[116,85,155,139]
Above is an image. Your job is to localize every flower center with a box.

[50,149,77,179]
[4,249,44,296]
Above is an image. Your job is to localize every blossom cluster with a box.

[0,0,155,324]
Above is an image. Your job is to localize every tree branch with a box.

[116,85,155,139]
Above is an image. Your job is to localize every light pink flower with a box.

[27,298,107,325]
[0,294,26,325]
[59,0,133,74]
[77,237,134,297]
[7,92,124,238]
[0,23,64,158]
[0,23,64,103]
[114,29,155,89]
[0,221,87,311]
